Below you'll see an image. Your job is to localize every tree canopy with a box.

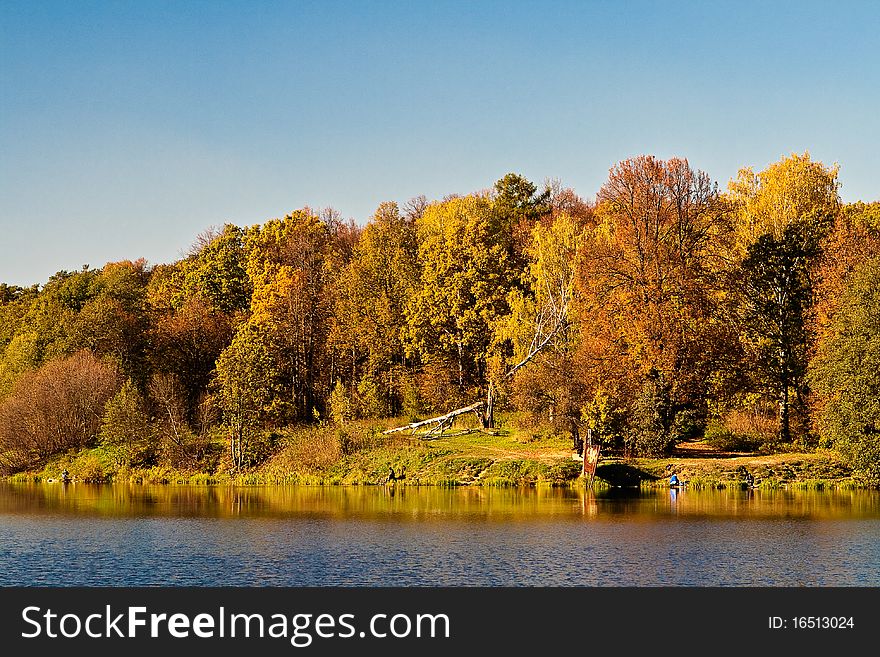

[0,159,877,478]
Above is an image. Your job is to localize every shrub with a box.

[626,372,675,457]
[704,423,763,453]
[0,351,120,471]
[149,372,206,469]
[66,450,112,483]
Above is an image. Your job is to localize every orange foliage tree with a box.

[575,156,730,455]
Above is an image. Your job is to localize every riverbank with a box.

[3,419,867,489]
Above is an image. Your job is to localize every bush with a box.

[66,451,112,482]
[704,423,763,453]
[240,429,282,469]
[417,360,465,413]
[0,351,120,471]
[720,407,777,440]
[627,372,675,457]
[149,373,211,469]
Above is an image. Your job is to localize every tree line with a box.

[1,152,878,480]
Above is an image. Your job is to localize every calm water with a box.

[1,482,878,586]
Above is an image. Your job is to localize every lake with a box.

[1,482,878,586]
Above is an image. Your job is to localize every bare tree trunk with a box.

[482,382,495,429]
[572,422,583,456]
[779,342,791,444]
[457,339,464,390]
[779,384,790,444]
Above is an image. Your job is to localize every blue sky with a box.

[2,0,878,286]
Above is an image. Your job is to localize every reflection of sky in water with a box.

[1,484,878,586]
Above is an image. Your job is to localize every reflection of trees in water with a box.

[0,482,877,521]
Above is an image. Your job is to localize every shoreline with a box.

[3,444,869,490]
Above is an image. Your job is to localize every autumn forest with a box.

[1,153,878,482]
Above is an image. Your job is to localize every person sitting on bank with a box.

[669,474,680,487]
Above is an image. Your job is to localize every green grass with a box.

[630,449,857,489]
[2,417,869,489]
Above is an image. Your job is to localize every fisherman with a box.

[669,473,680,487]
[736,465,754,488]
[61,469,70,483]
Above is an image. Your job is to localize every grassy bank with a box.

[3,417,867,489]
[600,451,859,490]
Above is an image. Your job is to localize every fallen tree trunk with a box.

[382,401,485,436]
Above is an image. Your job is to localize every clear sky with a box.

[1,0,878,286]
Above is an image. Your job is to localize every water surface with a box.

[1,483,877,586]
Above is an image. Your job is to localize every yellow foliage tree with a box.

[726,152,840,444]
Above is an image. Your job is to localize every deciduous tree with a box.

[576,156,726,454]
[215,325,278,470]
[100,378,151,467]
[727,152,839,443]
[810,256,880,481]
[406,195,518,396]
[245,210,335,422]
[330,201,418,415]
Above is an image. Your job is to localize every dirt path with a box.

[672,438,748,459]
[455,443,571,461]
